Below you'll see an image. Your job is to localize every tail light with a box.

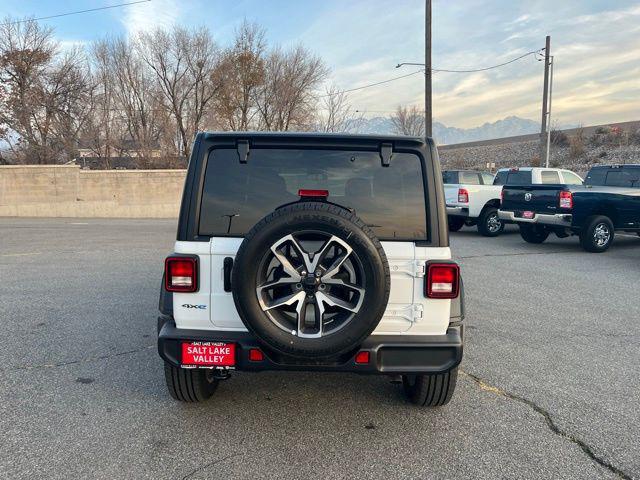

[500,188,504,205]
[458,188,469,203]
[426,263,460,299]
[298,189,329,198]
[165,256,198,292]
[559,191,573,209]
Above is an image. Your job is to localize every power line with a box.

[317,70,425,98]
[322,48,542,98]
[0,0,151,27]
[431,49,542,73]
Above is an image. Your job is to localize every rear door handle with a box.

[223,257,233,292]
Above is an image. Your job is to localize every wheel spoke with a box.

[262,290,305,312]
[321,240,353,280]
[270,234,305,279]
[316,290,361,313]
[296,296,325,338]
[322,277,365,296]
[256,277,299,298]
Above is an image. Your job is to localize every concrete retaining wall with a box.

[0,165,186,218]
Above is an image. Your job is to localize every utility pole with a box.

[540,35,551,161]
[545,56,554,167]
[425,0,432,139]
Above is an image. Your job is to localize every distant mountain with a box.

[354,115,540,145]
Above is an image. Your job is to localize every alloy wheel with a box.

[255,232,365,338]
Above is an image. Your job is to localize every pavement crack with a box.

[3,345,155,372]
[181,453,244,480]
[460,370,632,480]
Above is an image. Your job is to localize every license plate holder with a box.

[181,341,236,368]
[519,210,535,219]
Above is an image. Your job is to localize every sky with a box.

[1,0,639,129]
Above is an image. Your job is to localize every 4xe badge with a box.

[182,304,207,309]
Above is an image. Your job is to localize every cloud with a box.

[302,0,640,128]
[58,39,87,52]
[120,0,184,36]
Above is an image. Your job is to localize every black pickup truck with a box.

[499,164,640,252]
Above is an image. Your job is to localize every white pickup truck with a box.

[444,168,585,236]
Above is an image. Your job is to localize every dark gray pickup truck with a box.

[499,164,640,252]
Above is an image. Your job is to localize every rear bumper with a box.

[158,318,463,375]
[446,206,469,217]
[498,210,572,226]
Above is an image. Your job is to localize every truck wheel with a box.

[477,207,504,237]
[164,363,218,402]
[580,215,614,253]
[448,217,465,232]
[402,368,458,407]
[232,202,390,359]
[519,224,549,244]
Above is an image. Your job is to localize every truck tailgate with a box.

[444,184,459,205]
[501,185,563,215]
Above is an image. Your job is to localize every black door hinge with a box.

[237,140,250,164]
[380,142,393,167]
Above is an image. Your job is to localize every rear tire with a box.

[519,224,550,244]
[164,363,218,402]
[402,368,458,407]
[448,217,465,232]
[580,215,614,253]
[477,207,504,237]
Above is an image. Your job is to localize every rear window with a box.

[541,171,561,184]
[199,148,427,240]
[605,169,640,188]
[459,172,481,185]
[585,167,640,187]
[494,170,532,186]
[442,171,458,184]
[562,171,583,185]
[481,173,495,185]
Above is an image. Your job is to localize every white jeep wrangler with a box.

[158,132,464,406]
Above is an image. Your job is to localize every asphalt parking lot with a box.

[1,218,638,479]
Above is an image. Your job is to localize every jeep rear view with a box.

[158,132,464,407]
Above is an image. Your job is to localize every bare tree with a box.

[390,105,424,137]
[316,85,356,133]
[101,36,162,163]
[137,26,222,157]
[0,18,92,163]
[81,40,123,166]
[216,20,266,131]
[1,17,348,166]
[255,45,328,131]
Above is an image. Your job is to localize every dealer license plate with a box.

[181,342,235,367]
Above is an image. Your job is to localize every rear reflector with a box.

[458,188,469,203]
[559,190,573,209]
[426,263,460,299]
[355,351,370,364]
[298,189,329,198]
[165,256,198,292]
[249,348,264,362]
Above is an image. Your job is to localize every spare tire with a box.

[232,202,390,358]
